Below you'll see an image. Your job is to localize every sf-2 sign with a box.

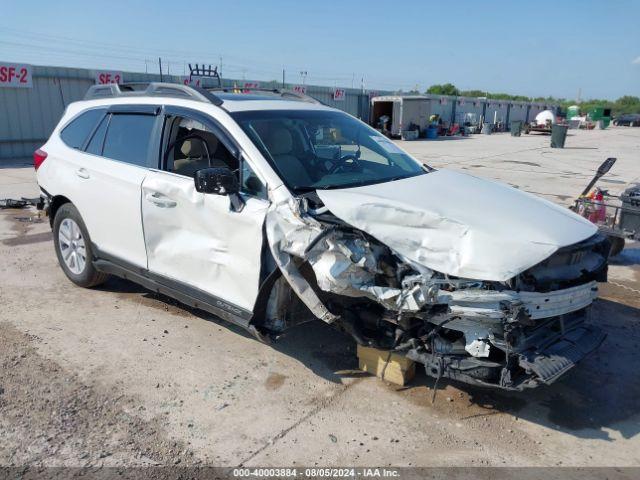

[95,71,123,85]
[0,62,33,88]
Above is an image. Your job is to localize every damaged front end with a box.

[261,188,609,390]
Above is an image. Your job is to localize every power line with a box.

[0,24,421,91]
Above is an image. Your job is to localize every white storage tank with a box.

[534,109,556,126]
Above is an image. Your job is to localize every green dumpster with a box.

[551,124,569,148]
[510,120,522,137]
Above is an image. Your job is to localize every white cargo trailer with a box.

[370,95,431,138]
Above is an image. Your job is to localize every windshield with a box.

[232,109,427,192]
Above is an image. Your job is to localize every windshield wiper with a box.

[291,185,318,193]
[292,183,359,192]
[294,173,426,192]
[316,180,374,190]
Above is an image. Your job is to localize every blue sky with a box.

[2,0,639,99]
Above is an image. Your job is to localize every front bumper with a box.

[406,311,606,390]
[517,323,606,387]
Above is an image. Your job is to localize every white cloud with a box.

[633,56,640,64]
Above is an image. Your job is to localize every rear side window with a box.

[102,114,156,167]
[60,109,105,149]
[85,115,109,155]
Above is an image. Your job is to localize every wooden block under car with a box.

[357,344,415,386]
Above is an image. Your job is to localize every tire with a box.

[608,236,625,258]
[53,203,109,288]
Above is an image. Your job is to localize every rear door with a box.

[76,105,162,268]
[141,107,269,315]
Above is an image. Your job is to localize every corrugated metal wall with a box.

[427,96,456,123]
[367,93,559,132]
[484,101,509,124]
[0,65,382,159]
[453,98,485,124]
[508,103,528,122]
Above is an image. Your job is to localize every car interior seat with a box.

[265,127,314,187]
[172,130,236,177]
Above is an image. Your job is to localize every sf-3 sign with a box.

[0,62,33,88]
[95,70,123,85]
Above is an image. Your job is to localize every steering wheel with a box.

[328,153,360,174]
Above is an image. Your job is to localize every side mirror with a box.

[194,167,239,196]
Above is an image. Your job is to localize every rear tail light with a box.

[34,148,47,170]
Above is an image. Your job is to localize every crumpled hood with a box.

[317,169,597,281]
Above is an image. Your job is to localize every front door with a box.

[141,110,269,314]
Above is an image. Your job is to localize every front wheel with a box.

[53,203,109,288]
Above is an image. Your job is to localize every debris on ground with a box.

[0,199,29,209]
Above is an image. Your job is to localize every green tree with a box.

[459,89,487,98]
[616,95,640,105]
[426,83,460,96]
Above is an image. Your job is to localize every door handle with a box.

[75,168,90,179]
[145,192,177,208]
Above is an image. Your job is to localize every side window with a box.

[85,115,109,156]
[102,114,156,167]
[240,159,267,199]
[60,109,105,149]
[163,116,238,178]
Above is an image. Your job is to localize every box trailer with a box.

[370,96,431,138]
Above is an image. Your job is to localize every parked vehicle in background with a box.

[613,113,640,126]
[35,82,609,392]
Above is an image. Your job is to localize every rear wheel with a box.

[53,203,108,287]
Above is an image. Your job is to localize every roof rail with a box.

[83,82,323,107]
[84,82,224,105]
[204,86,323,105]
[280,89,324,105]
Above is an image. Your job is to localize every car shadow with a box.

[270,320,359,383]
[609,246,640,266]
[101,276,359,381]
[274,298,640,442]
[270,298,640,442]
[403,298,640,441]
[421,136,472,142]
[562,146,599,150]
[98,276,256,341]
[431,136,472,141]
[98,277,640,441]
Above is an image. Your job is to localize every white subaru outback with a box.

[35,82,609,390]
